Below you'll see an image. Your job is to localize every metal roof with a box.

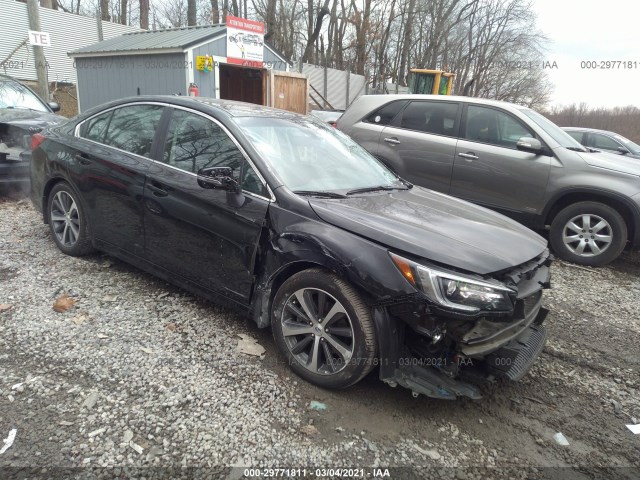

[69,25,227,56]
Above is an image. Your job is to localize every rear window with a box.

[103,105,164,158]
[399,101,458,136]
[365,101,406,126]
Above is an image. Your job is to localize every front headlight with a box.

[390,252,515,313]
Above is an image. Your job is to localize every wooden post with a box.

[27,0,49,101]
[345,62,350,109]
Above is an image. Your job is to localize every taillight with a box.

[31,133,46,150]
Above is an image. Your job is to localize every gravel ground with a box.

[0,194,639,479]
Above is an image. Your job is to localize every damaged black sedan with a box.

[0,75,63,188]
[30,96,551,399]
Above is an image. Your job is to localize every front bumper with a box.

[376,250,552,400]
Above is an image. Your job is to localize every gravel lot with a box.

[1,193,639,479]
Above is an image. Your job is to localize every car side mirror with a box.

[617,146,630,155]
[197,166,240,192]
[516,137,543,154]
[48,102,61,112]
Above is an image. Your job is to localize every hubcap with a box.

[281,288,355,375]
[50,191,80,247]
[562,214,612,257]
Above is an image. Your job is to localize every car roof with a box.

[352,94,531,114]
[562,126,616,135]
[78,95,306,121]
[0,74,20,83]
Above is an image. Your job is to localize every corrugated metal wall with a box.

[75,53,187,111]
[0,0,139,84]
[302,63,367,110]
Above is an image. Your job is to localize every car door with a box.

[376,100,460,193]
[69,103,165,257]
[450,104,551,216]
[143,107,270,303]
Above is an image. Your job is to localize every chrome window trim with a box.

[74,101,275,202]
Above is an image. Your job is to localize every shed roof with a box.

[69,25,227,56]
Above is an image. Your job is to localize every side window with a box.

[366,101,406,126]
[80,111,112,143]
[566,131,584,144]
[464,105,533,148]
[164,109,267,196]
[399,101,458,136]
[103,105,164,157]
[588,133,621,151]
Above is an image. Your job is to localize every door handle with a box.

[384,137,401,145]
[147,182,169,197]
[458,152,479,161]
[74,153,91,165]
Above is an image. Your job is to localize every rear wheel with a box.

[271,268,377,389]
[47,182,94,256]
[550,201,627,266]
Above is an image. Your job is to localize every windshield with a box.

[613,134,640,154]
[519,108,586,150]
[0,80,50,112]
[235,116,402,192]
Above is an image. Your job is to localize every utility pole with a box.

[26,0,50,101]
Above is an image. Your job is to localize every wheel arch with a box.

[42,176,68,223]
[252,258,356,329]
[544,189,639,245]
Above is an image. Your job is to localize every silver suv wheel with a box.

[562,214,613,257]
[550,201,627,266]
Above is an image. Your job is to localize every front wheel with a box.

[549,201,627,266]
[271,268,377,389]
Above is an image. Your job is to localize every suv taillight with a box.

[31,133,46,150]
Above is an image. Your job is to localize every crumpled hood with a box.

[309,187,548,275]
[0,108,64,130]
[577,149,640,177]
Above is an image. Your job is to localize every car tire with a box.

[47,182,94,256]
[271,268,377,389]
[550,201,627,266]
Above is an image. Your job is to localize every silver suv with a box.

[338,95,640,266]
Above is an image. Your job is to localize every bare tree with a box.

[211,0,220,23]
[139,0,149,28]
[187,0,197,25]
[301,0,332,63]
[100,0,110,20]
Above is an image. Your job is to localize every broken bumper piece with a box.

[387,308,549,400]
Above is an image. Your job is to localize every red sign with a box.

[226,16,265,34]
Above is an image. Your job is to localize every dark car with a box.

[563,127,640,160]
[0,75,63,189]
[338,95,640,267]
[30,96,551,400]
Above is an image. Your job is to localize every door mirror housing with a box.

[48,101,61,112]
[516,137,543,154]
[197,166,240,192]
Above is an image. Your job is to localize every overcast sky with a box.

[532,0,640,108]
